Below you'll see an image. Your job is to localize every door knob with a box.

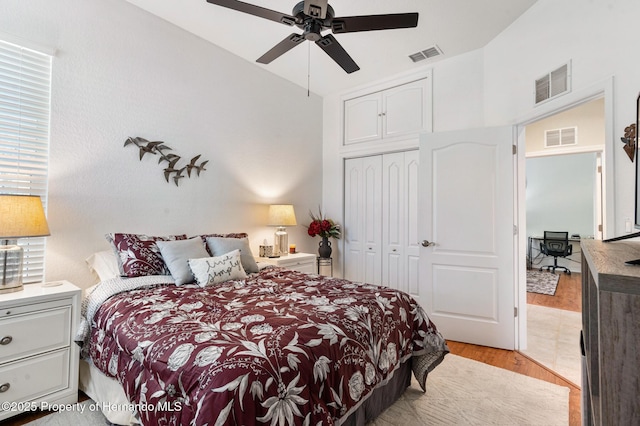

[421,240,436,247]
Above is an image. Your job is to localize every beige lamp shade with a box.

[0,195,51,239]
[267,204,297,226]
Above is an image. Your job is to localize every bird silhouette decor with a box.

[124,137,209,186]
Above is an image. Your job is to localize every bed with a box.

[76,233,448,425]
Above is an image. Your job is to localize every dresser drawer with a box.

[0,301,71,364]
[0,348,70,409]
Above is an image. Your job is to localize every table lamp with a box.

[268,204,297,256]
[0,195,51,293]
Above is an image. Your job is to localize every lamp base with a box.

[274,227,289,256]
[0,244,24,294]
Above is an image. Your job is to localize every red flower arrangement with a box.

[307,209,341,239]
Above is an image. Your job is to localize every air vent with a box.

[409,45,443,63]
[535,62,571,104]
[545,127,577,147]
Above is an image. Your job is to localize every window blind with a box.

[0,39,52,283]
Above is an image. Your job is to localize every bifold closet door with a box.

[382,151,420,301]
[344,156,382,285]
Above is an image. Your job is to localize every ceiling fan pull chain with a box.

[307,41,311,97]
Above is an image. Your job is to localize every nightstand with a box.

[0,281,81,421]
[256,252,316,274]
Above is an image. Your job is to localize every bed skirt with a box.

[341,359,412,425]
[79,358,138,425]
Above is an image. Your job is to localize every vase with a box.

[318,237,332,259]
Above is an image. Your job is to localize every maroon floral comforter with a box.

[88,267,448,425]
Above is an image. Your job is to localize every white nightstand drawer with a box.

[0,302,71,364]
[288,262,316,274]
[0,348,70,408]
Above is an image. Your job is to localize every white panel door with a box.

[405,150,421,302]
[419,127,516,349]
[382,150,421,303]
[344,156,382,285]
[382,152,404,291]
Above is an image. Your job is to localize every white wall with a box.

[525,98,605,153]
[483,0,640,237]
[2,0,323,289]
[324,0,640,275]
[526,153,597,239]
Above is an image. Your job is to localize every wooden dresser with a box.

[581,239,640,425]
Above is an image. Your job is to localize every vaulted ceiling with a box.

[125,0,538,96]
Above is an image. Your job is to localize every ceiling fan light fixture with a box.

[206,0,419,73]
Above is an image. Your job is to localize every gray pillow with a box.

[156,238,209,285]
[205,237,259,273]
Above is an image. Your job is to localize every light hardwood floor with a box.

[449,271,582,426]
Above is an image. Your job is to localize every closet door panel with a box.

[362,156,383,285]
[344,158,364,282]
[344,156,382,285]
[344,93,382,145]
[405,150,421,300]
[383,153,405,291]
[383,79,429,139]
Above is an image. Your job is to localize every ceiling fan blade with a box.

[256,33,305,64]
[304,0,329,19]
[206,0,297,26]
[332,13,419,33]
[315,34,359,74]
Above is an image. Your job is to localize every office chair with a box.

[539,231,572,274]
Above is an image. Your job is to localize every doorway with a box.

[519,97,605,386]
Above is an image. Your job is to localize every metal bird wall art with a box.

[124,137,208,186]
[621,123,636,162]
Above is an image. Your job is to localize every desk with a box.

[528,236,584,272]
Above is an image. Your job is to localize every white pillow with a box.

[188,249,247,287]
[85,250,120,282]
[156,238,209,286]
[205,237,259,273]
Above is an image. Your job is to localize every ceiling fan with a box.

[205,0,419,74]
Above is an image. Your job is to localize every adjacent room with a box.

[2,1,640,425]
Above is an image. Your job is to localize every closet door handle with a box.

[421,240,436,247]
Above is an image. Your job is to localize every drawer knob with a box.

[0,336,12,345]
[0,383,9,393]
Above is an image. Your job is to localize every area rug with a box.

[527,269,560,295]
[26,355,569,426]
[521,304,582,386]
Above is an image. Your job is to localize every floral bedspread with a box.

[88,267,448,425]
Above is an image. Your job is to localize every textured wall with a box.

[1,0,323,288]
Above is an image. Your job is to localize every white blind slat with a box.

[0,38,51,284]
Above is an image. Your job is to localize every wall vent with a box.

[535,62,571,105]
[409,45,443,63]
[545,127,577,147]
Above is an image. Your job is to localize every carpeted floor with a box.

[526,270,560,295]
[521,304,582,386]
[26,355,569,426]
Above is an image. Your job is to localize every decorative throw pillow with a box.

[105,233,187,277]
[197,233,249,255]
[156,238,209,285]
[205,236,259,273]
[188,249,247,287]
